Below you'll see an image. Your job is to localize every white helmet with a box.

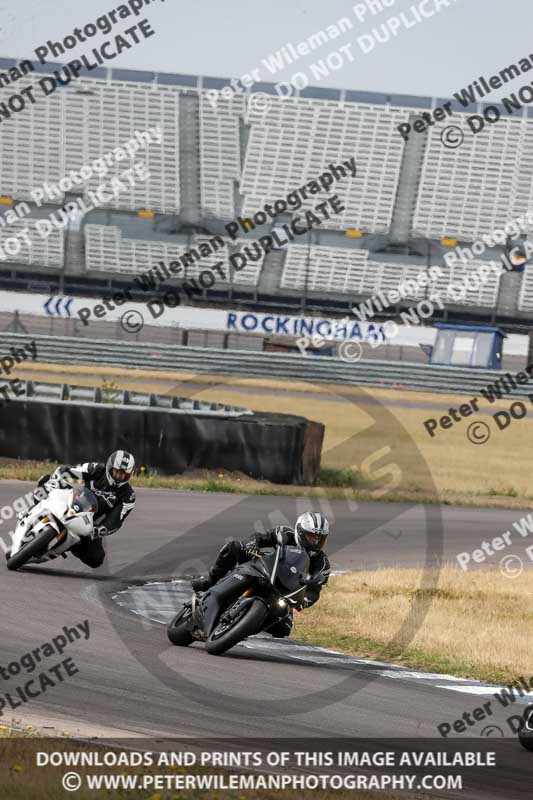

[295,511,329,554]
[106,450,135,486]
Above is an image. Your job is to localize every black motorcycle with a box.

[167,544,316,655]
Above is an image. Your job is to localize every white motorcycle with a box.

[6,485,98,572]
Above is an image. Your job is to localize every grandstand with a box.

[0,57,532,334]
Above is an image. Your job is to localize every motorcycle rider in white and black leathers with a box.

[24,451,136,568]
[191,512,331,638]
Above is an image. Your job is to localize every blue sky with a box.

[3,0,531,101]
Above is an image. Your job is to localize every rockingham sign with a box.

[225,311,385,341]
[0,290,385,342]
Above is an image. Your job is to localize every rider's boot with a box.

[191,574,215,592]
[191,563,227,592]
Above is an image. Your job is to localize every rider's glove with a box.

[243,540,262,559]
[92,525,109,539]
[301,595,314,609]
[47,470,71,491]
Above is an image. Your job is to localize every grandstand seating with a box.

[282,246,427,298]
[0,73,181,214]
[414,115,532,241]
[84,225,263,286]
[281,245,369,293]
[428,260,501,307]
[241,97,407,234]
[517,264,533,311]
[1,62,532,320]
[0,218,63,268]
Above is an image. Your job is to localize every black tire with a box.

[6,525,59,572]
[205,598,267,656]
[167,605,194,647]
[519,706,533,751]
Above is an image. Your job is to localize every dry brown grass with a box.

[10,362,533,507]
[294,566,533,683]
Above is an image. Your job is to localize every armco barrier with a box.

[0,392,324,485]
[0,332,531,398]
[21,380,253,416]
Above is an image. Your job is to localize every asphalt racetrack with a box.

[1,481,533,798]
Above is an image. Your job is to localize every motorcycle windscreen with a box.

[275,547,310,593]
[71,487,98,514]
[66,487,98,537]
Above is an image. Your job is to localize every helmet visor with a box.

[300,530,327,552]
[110,468,132,484]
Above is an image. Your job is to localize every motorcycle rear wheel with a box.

[205,598,267,656]
[167,605,194,646]
[6,525,58,572]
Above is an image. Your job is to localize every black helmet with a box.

[295,511,330,554]
[106,450,135,486]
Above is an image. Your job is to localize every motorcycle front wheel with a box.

[205,598,267,656]
[167,604,194,646]
[6,525,59,572]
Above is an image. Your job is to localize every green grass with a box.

[294,628,513,685]
[317,466,366,488]
[0,460,440,505]
[484,486,519,498]
[0,460,528,510]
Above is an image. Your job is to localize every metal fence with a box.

[2,310,525,370]
[18,381,252,416]
[1,331,531,398]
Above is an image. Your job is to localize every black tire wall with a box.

[1,400,324,485]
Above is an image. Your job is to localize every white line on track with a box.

[112,580,531,705]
